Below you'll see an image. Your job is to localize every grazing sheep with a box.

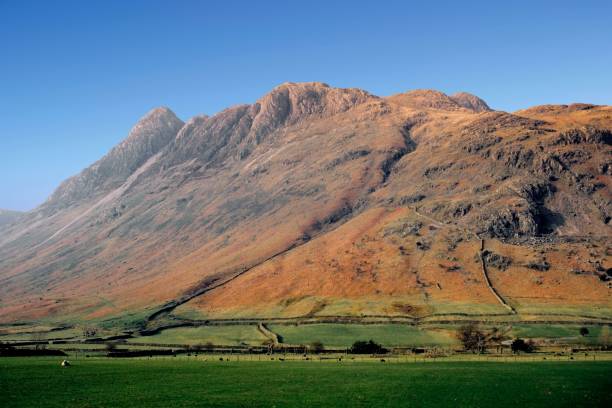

[61,360,71,367]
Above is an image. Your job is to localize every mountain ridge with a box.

[0,83,609,328]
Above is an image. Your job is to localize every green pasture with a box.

[270,323,457,347]
[126,325,267,346]
[0,357,610,407]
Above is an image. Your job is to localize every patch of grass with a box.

[0,358,610,407]
[127,326,267,346]
[512,304,612,319]
[271,324,457,347]
[0,328,81,342]
[510,324,608,343]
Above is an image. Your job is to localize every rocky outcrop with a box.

[550,126,612,146]
[450,92,492,112]
[250,82,373,140]
[166,82,374,167]
[481,250,512,271]
[474,206,540,239]
[387,89,464,111]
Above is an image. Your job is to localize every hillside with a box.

[0,82,609,331]
[0,210,22,231]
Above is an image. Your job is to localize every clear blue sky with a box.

[1,0,611,211]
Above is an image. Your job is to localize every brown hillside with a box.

[0,83,609,327]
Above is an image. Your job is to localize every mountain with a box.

[45,107,184,211]
[0,83,609,329]
[0,209,22,230]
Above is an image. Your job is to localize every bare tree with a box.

[457,323,487,353]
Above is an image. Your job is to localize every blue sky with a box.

[1,0,611,211]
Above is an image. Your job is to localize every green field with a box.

[0,327,82,342]
[269,323,611,348]
[126,326,267,346]
[510,324,608,343]
[271,324,457,347]
[1,357,610,407]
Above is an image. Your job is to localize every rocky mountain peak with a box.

[250,82,374,138]
[165,83,376,167]
[123,106,183,144]
[450,92,492,112]
[386,89,463,111]
[44,107,184,209]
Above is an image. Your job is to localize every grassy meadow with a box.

[270,324,457,347]
[126,326,267,346]
[1,357,610,407]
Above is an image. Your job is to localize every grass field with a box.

[268,323,611,348]
[510,324,608,343]
[0,327,81,341]
[126,326,267,346]
[0,357,610,407]
[271,324,457,347]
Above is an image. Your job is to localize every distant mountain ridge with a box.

[0,83,609,328]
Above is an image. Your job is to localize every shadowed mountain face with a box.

[0,83,610,326]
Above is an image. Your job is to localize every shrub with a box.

[350,340,387,354]
[310,341,325,354]
[511,338,535,353]
[579,327,589,337]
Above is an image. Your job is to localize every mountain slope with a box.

[0,84,609,328]
[0,209,22,230]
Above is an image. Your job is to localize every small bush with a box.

[511,338,535,353]
[310,341,325,354]
[350,340,387,354]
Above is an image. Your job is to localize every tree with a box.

[511,338,535,353]
[579,327,589,337]
[350,340,387,354]
[457,324,487,353]
[82,326,97,338]
[309,341,325,354]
